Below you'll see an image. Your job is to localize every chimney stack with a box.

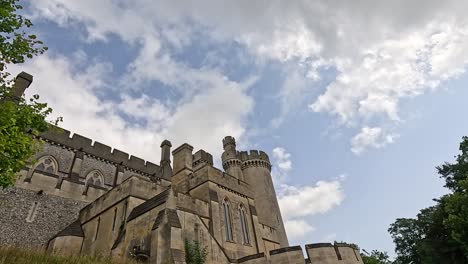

[12,72,33,99]
[160,140,173,179]
[160,140,172,163]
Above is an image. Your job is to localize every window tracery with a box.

[223,199,233,241]
[239,204,250,244]
[34,156,58,174]
[85,170,104,187]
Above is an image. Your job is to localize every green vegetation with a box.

[0,0,47,72]
[0,0,55,188]
[363,136,468,264]
[184,239,207,264]
[0,247,116,264]
[388,136,468,263]
[361,249,392,264]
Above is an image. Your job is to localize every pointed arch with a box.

[239,204,250,244]
[33,156,58,174]
[85,170,104,187]
[222,198,233,241]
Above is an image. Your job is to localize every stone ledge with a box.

[270,245,302,255]
[305,243,333,249]
[232,252,265,263]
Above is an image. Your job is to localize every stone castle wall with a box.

[0,125,171,249]
[38,127,164,180]
[306,243,364,264]
[0,187,87,248]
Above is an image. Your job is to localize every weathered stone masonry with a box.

[0,187,87,248]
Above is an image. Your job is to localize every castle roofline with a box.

[37,125,164,179]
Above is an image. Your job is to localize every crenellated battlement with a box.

[38,126,163,178]
[192,149,213,170]
[238,150,270,162]
[222,136,236,149]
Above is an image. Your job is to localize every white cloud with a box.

[283,219,315,240]
[278,180,345,241]
[351,127,399,155]
[271,66,313,128]
[271,147,345,240]
[272,147,292,171]
[28,0,468,154]
[310,21,468,122]
[278,180,345,220]
[10,52,254,163]
[271,147,293,186]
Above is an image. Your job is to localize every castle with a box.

[0,72,364,264]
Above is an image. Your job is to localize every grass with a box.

[0,247,128,264]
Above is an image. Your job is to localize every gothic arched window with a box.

[222,199,233,241]
[85,170,104,187]
[34,156,58,174]
[239,204,250,244]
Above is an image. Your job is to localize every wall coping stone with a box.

[305,243,334,249]
[270,245,303,255]
[232,252,265,263]
[172,143,194,155]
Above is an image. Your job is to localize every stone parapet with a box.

[187,166,253,199]
[38,126,163,179]
[238,150,270,163]
[305,242,363,264]
[192,149,213,170]
[241,159,271,171]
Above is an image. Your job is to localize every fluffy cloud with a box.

[351,127,399,155]
[271,147,345,240]
[311,21,468,153]
[283,219,315,241]
[272,147,292,171]
[278,181,345,221]
[28,0,468,154]
[9,52,253,162]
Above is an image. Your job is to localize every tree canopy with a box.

[361,249,392,264]
[388,136,468,263]
[0,0,53,188]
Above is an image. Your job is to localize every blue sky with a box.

[11,0,468,256]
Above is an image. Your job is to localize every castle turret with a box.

[221,136,244,181]
[240,149,289,247]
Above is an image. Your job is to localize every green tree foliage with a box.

[389,136,468,263]
[0,0,47,60]
[361,249,392,264]
[0,0,52,188]
[184,239,207,264]
[0,0,47,82]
